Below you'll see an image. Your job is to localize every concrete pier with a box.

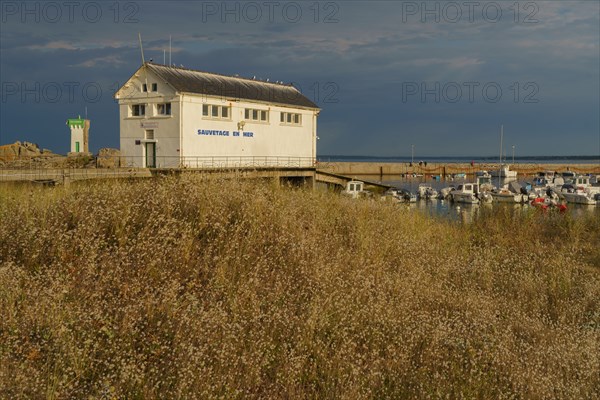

[316,162,600,177]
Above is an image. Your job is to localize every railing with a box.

[118,156,317,169]
[0,156,317,183]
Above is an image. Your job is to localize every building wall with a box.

[181,95,317,168]
[117,68,318,168]
[118,72,181,167]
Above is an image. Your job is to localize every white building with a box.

[114,62,320,168]
[66,116,90,154]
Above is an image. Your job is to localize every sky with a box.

[1,0,599,157]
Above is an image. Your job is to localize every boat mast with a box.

[499,124,504,181]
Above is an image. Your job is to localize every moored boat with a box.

[342,180,372,199]
[490,164,518,179]
[562,190,597,205]
[417,184,438,200]
[451,183,480,204]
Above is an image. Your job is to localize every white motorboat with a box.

[451,183,480,204]
[492,187,522,203]
[490,164,518,179]
[417,184,438,200]
[398,188,418,203]
[562,190,597,205]
[342,180,371,199]
[560,176,598,205]
[476,171,495,191]
[573,175,600,194]
[438,186,456,200]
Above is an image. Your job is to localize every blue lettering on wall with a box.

[197,129,254,138]
[197,129,230,136]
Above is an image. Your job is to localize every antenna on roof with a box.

[138,33,149,102]
[163,49,166,64]
[169,35,172,66]
[138,33,145,65]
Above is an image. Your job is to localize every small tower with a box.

[66,116,90,155]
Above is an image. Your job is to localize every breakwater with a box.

[316,162,600,176]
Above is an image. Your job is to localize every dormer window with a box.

[142,84,147,92]
[152,83,158,92]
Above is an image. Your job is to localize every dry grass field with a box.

[0,176,599,399]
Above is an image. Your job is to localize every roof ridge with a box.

[145,62,296,89]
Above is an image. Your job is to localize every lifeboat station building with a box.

[114,62,320,169]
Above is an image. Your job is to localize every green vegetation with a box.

[0,176,598,399]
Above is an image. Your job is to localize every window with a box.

[142,84,147,92]
[157,103,171,115]
[202,104,230,120]
[145,130,154,140]
[132,104,146,116]
[151,83,158,92]
[281,112,301,125]
[245,108,268,122]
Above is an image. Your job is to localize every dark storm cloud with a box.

[1,1,598,156]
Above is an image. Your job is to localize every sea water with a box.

[352,174,600,223]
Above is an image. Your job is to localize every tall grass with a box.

[0,176,598,399]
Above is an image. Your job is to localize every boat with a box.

[492,186,522,203]
[417,184,438,200]
[398,188,417,203]
[438,185,456,200]
[537,171,556,180]
[490,125,517,179]
[561,186,597,205]
[382,187,407,203]
[490,164,518,179]
[474,172,494,203]
[342,180,371,199]
[451,183,480,204]
[475,171,495,191]
[561,171,576,180]
[573,175,600,194]
[562,191,597,205]
[559,176,598,205]
[532,175,564,190]
[530,197,568,212]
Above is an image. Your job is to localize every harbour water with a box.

[352,174,600,223]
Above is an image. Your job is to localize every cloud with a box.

[1,1,598,156]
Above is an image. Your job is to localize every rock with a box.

[0,141,64,167]
[96,148,121,168]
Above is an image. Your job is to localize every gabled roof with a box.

[125,62,319,110]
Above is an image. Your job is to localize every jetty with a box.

[316,161,600,177]
[0,163,392,192]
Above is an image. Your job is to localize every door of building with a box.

[145,142,156,168]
